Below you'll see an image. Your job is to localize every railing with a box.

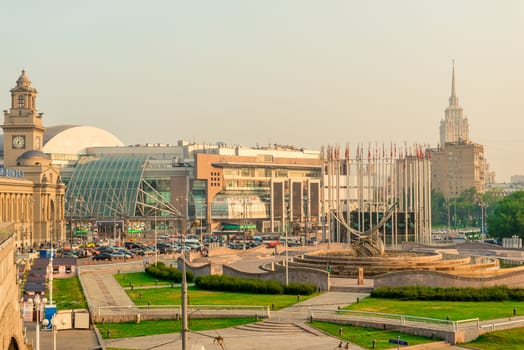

[97,304,270,319]
[309,308,479,333]
[479,318,524,333]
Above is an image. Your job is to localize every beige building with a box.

[1,71,65,248]
[0,233,27,350]
[431,142,485,198]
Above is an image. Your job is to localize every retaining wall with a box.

[222,264,330,291]
[375,269,524,288]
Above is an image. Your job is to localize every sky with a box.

[0,1,523,182]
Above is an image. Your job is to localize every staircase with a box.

[234,320,322,336]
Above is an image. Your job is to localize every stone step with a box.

[234,321,307,334]
[330,286,374,293]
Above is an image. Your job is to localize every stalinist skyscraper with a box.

[439,61,470,147]
[431,62,488,198]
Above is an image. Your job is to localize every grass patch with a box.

[309,321,435,349]
[347,297,524,321]
[466,327,524,350]
[127,286,317,310]
[97,317,257,339]
[114,272,171,287]
[52,276,88,309]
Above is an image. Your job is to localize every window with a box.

[17,95,25,108]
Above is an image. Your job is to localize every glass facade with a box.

[66,157,147,218]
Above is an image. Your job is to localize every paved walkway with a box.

[105,291,370,350]
[76,258,472,350]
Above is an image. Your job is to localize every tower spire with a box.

[451,59,456,97]
[449,59,459,107]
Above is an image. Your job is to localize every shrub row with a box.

[145,262,194,283]
[195,275,316,295]
[371,286,524,302]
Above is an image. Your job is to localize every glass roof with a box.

[66,157,147,218]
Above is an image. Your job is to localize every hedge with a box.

[195,275,316,295]
[145,262,194,283]
[371,286,524,302]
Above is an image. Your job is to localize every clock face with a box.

[12,136,25,149]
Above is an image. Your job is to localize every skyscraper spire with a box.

[441,59,469,147]
[449,59,459,107]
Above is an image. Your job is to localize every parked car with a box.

[92,253,112,261]
[156,242,174,254]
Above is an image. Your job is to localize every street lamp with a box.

[27,294,47,350]
[154,209,158,266]
[182,219,200,350]
[44,315,66,350]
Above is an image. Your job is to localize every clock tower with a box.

[2,70,45,167]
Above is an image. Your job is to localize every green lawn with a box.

[466,327,524,350]
[52,276,88,309]
[114,271,171,287]
[347,297,524,321]
[127,286,316,310]
[310,321,435,350]
[97,317,257,339]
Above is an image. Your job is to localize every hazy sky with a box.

[0,1,523,181]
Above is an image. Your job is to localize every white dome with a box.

[43,125,124,155]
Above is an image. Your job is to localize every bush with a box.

[371,286,524,302]
[195,275,316,295]
[284,282,316,296]
[145,262,193,283]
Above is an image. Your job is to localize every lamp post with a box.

[182,219,200,350]
[28,294,47,350]
[49,246,54,305]
[154,209,158,266]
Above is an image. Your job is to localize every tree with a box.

[486,191,524,239]
[431,191,447,226]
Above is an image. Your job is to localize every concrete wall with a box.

[375,269,524,288]
[311,315,480,344]
[178,258,329,291]
[222,264,330,291]
[0,234,27,350]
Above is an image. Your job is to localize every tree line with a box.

[432,187,524,239]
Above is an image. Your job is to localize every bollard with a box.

[446,315,449,321]
[372,339,376,349]
[514,308,517,316]
[397,335,401,350]
[338,328,342,336]
[309,315,313,322]
[357,297,360,304]
[271,303,275,311]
